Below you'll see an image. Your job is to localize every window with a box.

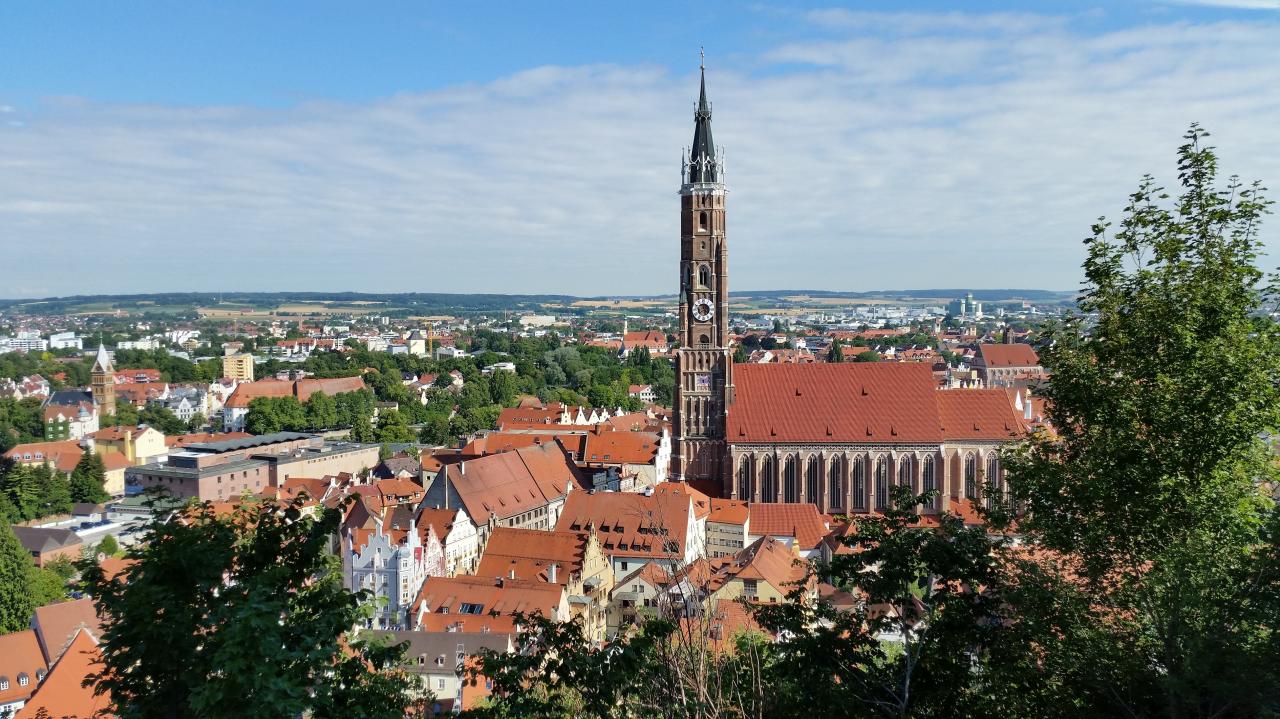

[986,454,1000,510]
[922,455,936,494]
[852,458,867,510]
[698,264,711,288]
[874,457,888,510]
[737,457,753,500]
[698,211,709,232]
[898,455,914,489]
[806,458,820,504]
[0,677,8,691]
[964,453,977,500]
[760,456,776,502]
[828,459,842,509]
[783,456,799,503]
[437,678,446,690]
[19,673,29,687]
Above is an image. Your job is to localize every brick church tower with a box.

[674,55,735,482]
[90,343,116,418]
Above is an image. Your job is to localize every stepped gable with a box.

[727,363,942,444]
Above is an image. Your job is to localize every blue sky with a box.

[3,1,1279,297]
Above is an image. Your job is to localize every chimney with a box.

[1024,393,1034,421]
[547,563,558,584]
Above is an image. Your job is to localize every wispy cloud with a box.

[1162,0,1280,9]
[2,11,1279,298]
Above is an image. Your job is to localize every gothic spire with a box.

[92,343,113,373]
[688,50,718,184]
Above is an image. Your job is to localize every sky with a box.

[3,1,1279,299]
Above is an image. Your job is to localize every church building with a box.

[672,61,1026,517]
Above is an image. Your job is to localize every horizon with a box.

[4,1,1279,298]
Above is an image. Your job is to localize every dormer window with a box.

[18,673,29,687]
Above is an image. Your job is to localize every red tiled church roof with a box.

[975,343,1040,367]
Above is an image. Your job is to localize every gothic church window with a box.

[699,211,708,232]
[922,455,936,493]
[874,457,888,510]
[828,459,842,509]
[986,454,1000,511]
[783,456,799,503]
[806,458,820,504]
[738,457,753,500]
[852,458,867,509]
[698,264,711,287]
[761,456,776,503]
[964,453,977,500]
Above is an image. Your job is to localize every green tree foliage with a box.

[853,350,881,363]
[33,463,73,517]
[82,498,419,718]
[0,520,36,633]
[69,451,110,504]
[0,397,46,450]
[186,412,206,432]
[97,533,120,557]
[245,390,375,436]
[28,565,69,607]
[138,406,190,435]
[996,126,1280,716]
[374,410,415,444]
[827,338,844,362]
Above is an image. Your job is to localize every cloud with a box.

[2,11,1279,298]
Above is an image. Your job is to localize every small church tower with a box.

[90,343,116,418]
[673,52,735,483]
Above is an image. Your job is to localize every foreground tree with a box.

[69,450,110,504]
[83,497,418,718]
[0,519,36,633]
[998,126,1280,716]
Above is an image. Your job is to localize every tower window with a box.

[698,265,710,287]
[698,211,708,232]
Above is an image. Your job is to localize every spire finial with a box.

[700,46,705,72]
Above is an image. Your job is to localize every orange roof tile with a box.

[748,503,830,551]
[31,598,103,664]
[0,629,47,707]
[476,527,590,584]
[936,389,1025,440]
[976,343,1040,367]
[442,443,582,523]
[708,498,749,525]
[15,629,111,719]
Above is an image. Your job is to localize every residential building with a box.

[222,351,255,382]
[345,516,445,630]
[416,507,479,576]
[11,526,83,567]
[411,575,569,634]
[747,503,831,560]
[13,630,111,719]
[221,375,366,431]
[47,332,81,350]
[971,342,1045,388]
[706,498,749,558]
[368,630,512,711]
[475,527,615,642]
[555,482,710,579]
[628,384,656,404]
[0,630,47,718]
[90,425,167,465]
[42,402,98,440]
[30,598,103,664]
[421,442,584,546]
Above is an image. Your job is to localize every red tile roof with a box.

[748,503,830,551]
[166,431,253,447]
[0,629,47,708]
[555,483,708,560]
[708,498,749,525]
[442,443,582,523]
[223,376,365,409]
[476,527,590,584]
[936,390,1026,440]
[412,575,563,633]
[728,363,942,444]
[975,343,1040,367]
[31,598,103,664]
[14,629,111,719]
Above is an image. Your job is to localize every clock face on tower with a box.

[692,298,715,322]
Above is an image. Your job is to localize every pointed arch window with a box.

[922,455,936,494]
[698,211,709,233]
[828,458,843,510]
[698,264,711,288]
[783,456,799,503]
[760,456,776,503]
[986,454,1000,511]
[737,456,753,501]
[898,455,914,491]
[964,453,977,500]
[806,457,820,504]
[874,457,889,510]
[852,457,867,510]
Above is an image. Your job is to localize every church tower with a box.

[674,55,734,483]
[90,343,116,419]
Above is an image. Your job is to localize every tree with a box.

[69,451,110,504]
[33,463,72,517]
[1,462,38,520]
[82,498,418,718]
[139,406,188,435]
[998,126,1280,716]
[0,520,35,633]
[732,344,747,364]
[98,534,120,557]
[186,412,206,432]
[374,410,415,444]
[418,415,452,446]
[245,397,282,435]
[305,390,339,430]
[827,338,844,363]
[853,350,881,363]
